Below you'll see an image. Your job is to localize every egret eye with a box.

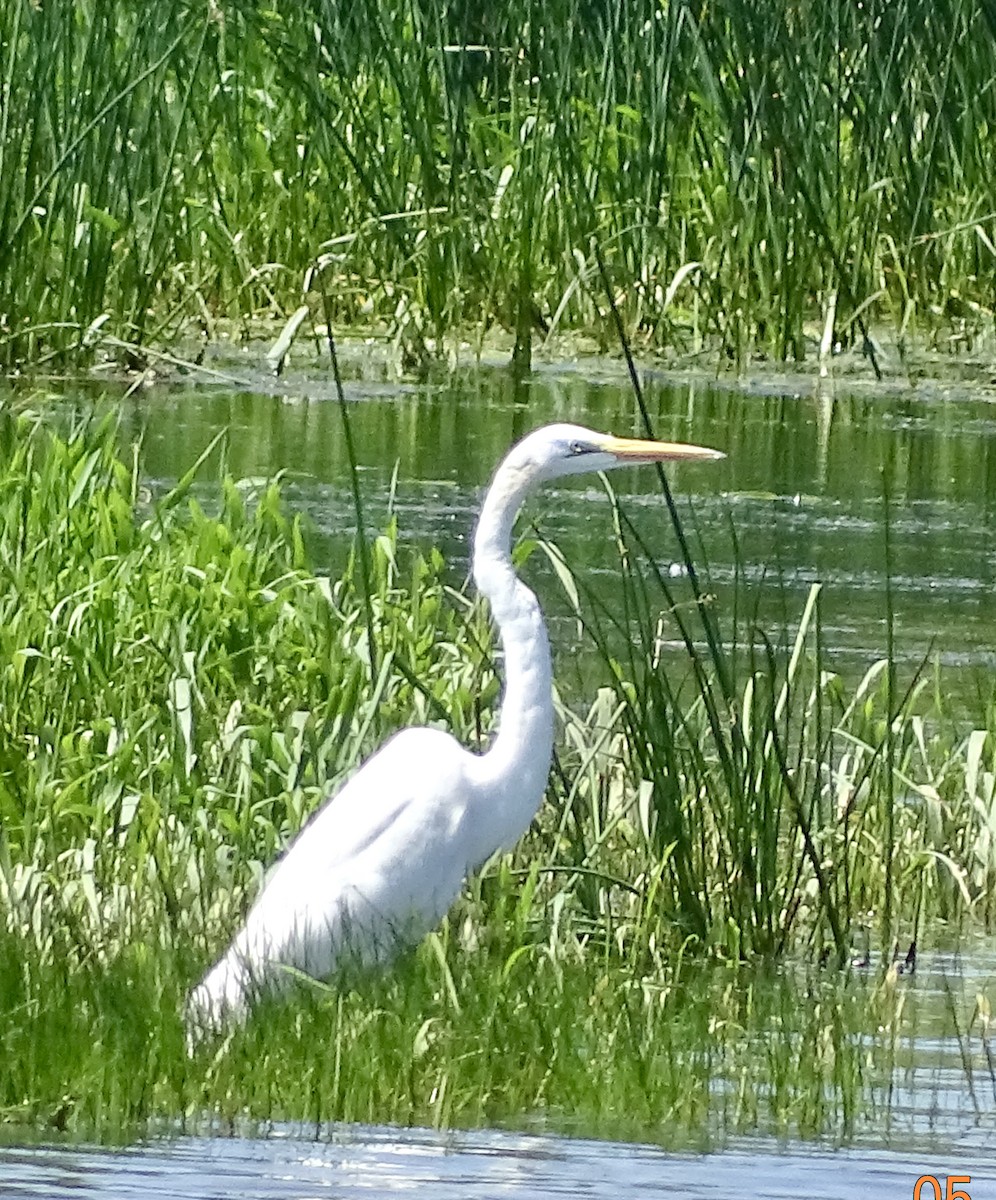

[569,440,590,456]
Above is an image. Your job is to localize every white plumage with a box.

[187,422,723,1033]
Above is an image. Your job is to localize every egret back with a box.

[187,726,477,1029]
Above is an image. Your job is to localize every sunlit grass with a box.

[3,1,996,368]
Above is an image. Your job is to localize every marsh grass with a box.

[547,478,990,974]
[0,413,992,1140]
[0,920,938,1143]
[4,1,996,367]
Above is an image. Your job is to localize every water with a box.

[91,354,996,696]
[2,1126,995,1200]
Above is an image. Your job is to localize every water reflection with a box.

[109,362,996,691]
[10,360,996,691]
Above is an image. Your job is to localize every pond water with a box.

[90,352,996,702]
[2,1124,995,1200]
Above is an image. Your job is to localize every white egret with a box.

[187,423,723,1032]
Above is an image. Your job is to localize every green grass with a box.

[0,411,993,1142]
[3,1,996,369]
[0,411,498,971]
[0,922,932,1143]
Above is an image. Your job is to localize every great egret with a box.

[187,423,723,1032]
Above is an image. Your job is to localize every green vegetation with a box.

[0,413,992,1140]
[1,920,962,1144]
[3,0,996,370]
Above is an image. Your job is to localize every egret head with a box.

[503,423,725,484]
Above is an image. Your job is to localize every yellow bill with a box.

[602,435,726,463]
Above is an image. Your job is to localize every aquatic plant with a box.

[3,0,996,368]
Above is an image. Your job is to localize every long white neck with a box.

[468,463,554,855]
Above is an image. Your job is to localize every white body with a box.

[187,423,722,1031]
